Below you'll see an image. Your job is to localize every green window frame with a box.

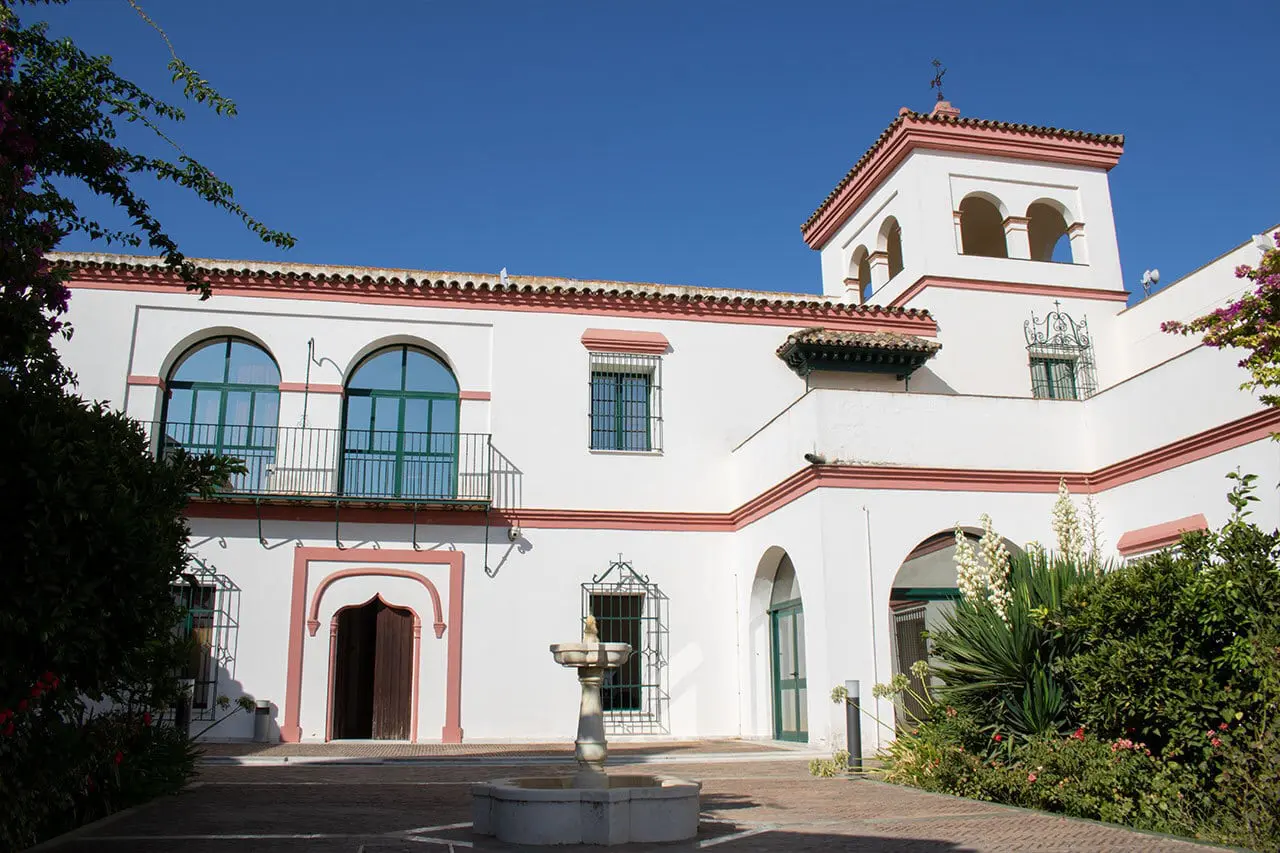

[161,337,280,493]
[340,345,460,499]
[1030,356,1079,401]
[590,370,652,451]
[590,593,644,712]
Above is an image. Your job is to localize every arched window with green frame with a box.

[341,345,460,499]
[161,337,281,492]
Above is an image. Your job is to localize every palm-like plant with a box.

[931,549,1103,740]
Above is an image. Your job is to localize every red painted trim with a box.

[192,405,1280,534]
[459,390,491,401]
[581,329,671,355]
[127,374,164,389]
[66,270,937,336]
[279,382,344,394]
[324,620,337,743]
[803,117,1123,249]
[307,568,446,639]
[1116,514,1209,556]
[322,594,423,743]
[887,275,1131,308]
[283,548,464,744]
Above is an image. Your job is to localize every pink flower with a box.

[1210,737,1222,748]
[1027,773,1037,783]
[993,733,1003,742]
[1070,726,1085,741]
[113,751,123,765]
[1218,722,1228,731]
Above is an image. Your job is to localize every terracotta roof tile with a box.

[50,252,934,321]
[777,327,943,355]
[801,111,1125,234]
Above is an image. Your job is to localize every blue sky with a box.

[38,1,1279,299]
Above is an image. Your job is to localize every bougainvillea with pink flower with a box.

[1163,234,1280,412]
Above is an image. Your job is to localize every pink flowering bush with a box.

[1163,233,1280,411]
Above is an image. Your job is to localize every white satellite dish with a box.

[499,267,509,285]
[1254,234,1274,253]
[1140,268,1160,296]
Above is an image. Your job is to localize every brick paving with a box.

[199,738,789,759]
[41,749,1236,852]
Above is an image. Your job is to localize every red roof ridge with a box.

[800,110,1125,247]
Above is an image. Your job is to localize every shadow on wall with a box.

[191,665,280,744]
[490,443,523,510]
[903,367,956,395]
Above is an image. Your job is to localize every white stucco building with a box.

[52,101,1280,756]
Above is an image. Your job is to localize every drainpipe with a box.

[862,505,882,752]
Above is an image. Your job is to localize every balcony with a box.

[144,422,492,507]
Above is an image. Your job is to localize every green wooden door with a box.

[770,600,807,742]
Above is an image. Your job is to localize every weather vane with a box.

[930,59,947,102]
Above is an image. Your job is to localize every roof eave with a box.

[800,114,1125,250]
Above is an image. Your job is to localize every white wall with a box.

[817,149,1124,302]
[1114,233,1273,378]
[60,285,812,514]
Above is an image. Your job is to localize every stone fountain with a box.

[472,615,701,845]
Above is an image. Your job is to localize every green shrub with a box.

[879,474,1280,851]
[881,719,1201,838]
[1064,517,1280,757]
[0,379,233,848]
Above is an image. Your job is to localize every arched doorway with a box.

[341,344,460,499]
[331,597,414,740]
[768,554,807,743]
[161,336,280,492]
[889,530,1022,726]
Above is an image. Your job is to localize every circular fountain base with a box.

[471,775,701,846]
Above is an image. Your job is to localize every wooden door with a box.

[333,605,376,739]
[371,604,413,740]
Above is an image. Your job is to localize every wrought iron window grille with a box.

[581,556,669,734]
[1024,301,1097,400]
[588,352,663,452]
[171,554,240,722]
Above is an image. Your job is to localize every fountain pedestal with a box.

[471,616,701,845]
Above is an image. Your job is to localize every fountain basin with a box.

[472,775,701,846]
[550,642,633,668]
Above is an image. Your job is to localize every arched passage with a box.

[888,530,1022,726]
[958,194,1008,258]
[879,217,904,280]
[1027,200,1071,262]
[758,549,807,743]
[849,245,872,302]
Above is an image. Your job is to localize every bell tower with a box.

[802,102,1126,307]
[800,102,1131,398]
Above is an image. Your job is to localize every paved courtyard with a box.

[42,743,1234,852]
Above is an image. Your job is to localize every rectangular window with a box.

[1030,356,1079,401]
[173,580,217,710]
[590,593,644,712]
[588,352,662,452]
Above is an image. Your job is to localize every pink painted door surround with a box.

[283,547,465,743]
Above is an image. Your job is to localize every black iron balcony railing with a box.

[143,421,492,505]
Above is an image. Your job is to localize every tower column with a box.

[867,251,890,289]
[1067,222,1089,264]
[1003,216,1031,260]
